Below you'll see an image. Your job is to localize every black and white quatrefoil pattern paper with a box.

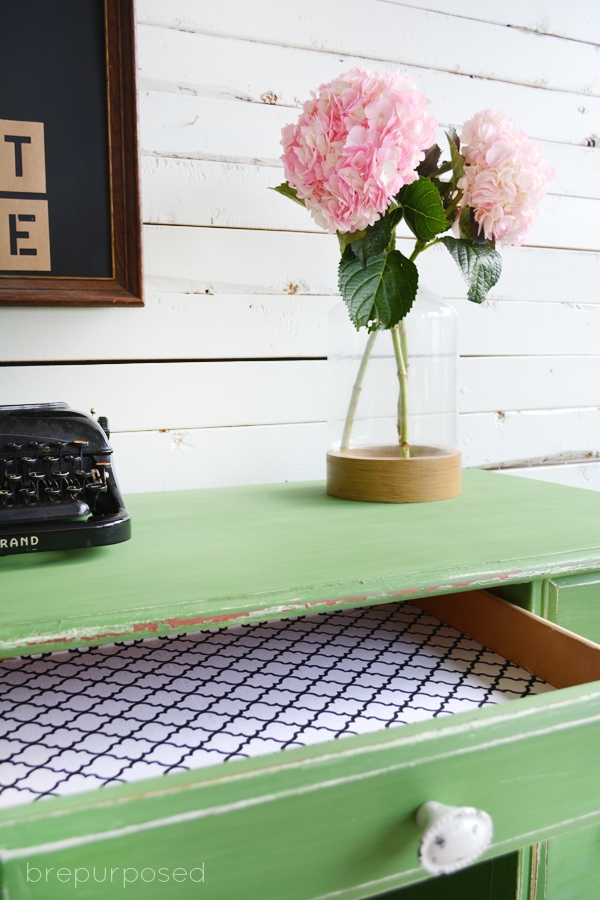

[0,602,552,808]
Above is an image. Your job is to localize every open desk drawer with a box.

[2,590,600,900]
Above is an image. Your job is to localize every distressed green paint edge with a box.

[536,841,548,900]
[517,845,533,900]
[5,554,600,658]
[2,681,600,842]
[549,571,600,590]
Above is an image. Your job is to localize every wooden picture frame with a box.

[0,0,142,307]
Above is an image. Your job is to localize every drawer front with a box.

[495,573,600,647]
[546,822,600,900]
[546,572,600,645]
[2,682,600,900]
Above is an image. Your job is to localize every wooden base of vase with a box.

[327,446,462,503]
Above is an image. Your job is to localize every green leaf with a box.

[340,243,356,264]
[270,183,306,207]
[338,249,418,329]
[396,178,448,242]
[350,216,392,268]
[387,205,404,230]
[458,206,472,241]
[337,229,367,254]
[441,237,502,304]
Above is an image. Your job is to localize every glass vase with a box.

[326,285,461,502]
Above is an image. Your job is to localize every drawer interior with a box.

[0,591,573,811]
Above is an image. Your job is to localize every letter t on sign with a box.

[0,120,46,193]
[4,135,32,178]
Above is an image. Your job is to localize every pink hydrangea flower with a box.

[458,109,554,247]
[281,68,437,234]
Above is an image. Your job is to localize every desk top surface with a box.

[3,470,600,657]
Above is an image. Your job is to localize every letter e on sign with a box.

[0,198,51,271]
[0,119,46,192]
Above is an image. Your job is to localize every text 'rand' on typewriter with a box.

[0,403,131,556]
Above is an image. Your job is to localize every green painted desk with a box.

[2,470,600,899]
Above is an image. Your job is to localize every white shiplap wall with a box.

[2,0,600,493]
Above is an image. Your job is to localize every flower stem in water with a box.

[340,329,378,452]
[391,323,410,458]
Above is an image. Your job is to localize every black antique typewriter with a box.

[0,403,131,556]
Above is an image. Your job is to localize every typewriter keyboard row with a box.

[0,440,113,524]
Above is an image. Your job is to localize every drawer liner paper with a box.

[0,602,552,808]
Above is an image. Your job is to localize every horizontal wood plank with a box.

[380,0,600,45]
[138,90,288,166]
[142,224,600,301]
[458,356,600,414]
[538,143,600,201]
[138,91,600,176]
[142,223,337,295]
[3,355,600,435]
[137,24,600,151]
[140,157,600,247]
[0,293,332,362]
[136,0,600,97]
[0,361,327,432]
[5,296,600,362]
[462,408,600,468]
[110,422,325,493]
[453,299,600,356]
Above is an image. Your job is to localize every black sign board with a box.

[0,0,142,306]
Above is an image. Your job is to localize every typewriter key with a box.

[95,462,111,483]
[55,443,70,479]
[28,471,45,500]
[86,480,107,512]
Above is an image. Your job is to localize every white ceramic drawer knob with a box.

[416,801,493,875]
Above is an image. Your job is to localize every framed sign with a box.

[0,0,142,306]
